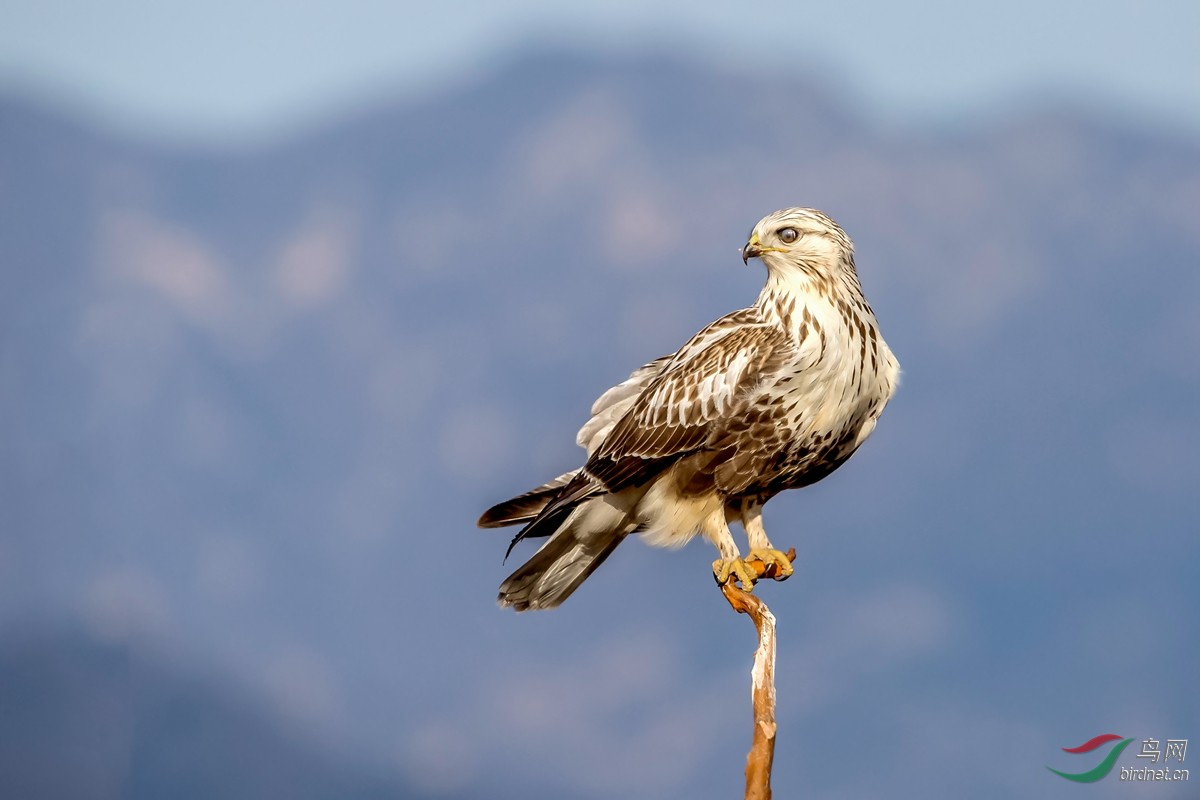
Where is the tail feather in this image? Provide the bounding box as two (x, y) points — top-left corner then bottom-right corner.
(477, 470), (579, 528)
(498, 497), (630, 611)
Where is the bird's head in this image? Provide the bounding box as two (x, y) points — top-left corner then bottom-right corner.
(741, 207), (856, 283)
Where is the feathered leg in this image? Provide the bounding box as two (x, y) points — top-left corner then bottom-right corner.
(705, 504), (759, 590)
(742, 499), (794, 581)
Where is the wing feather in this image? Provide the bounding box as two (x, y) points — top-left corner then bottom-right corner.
(584, 309), (790, 491)
(575, 355), (673, 454)
(477, 469), (579, 528)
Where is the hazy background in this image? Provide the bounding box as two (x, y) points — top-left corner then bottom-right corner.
(1, 2), (1197, 798)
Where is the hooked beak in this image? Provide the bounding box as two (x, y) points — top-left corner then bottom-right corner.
(741, 232), (763, 265)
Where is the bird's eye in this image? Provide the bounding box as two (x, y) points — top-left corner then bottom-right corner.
(778, 227), (798, 244)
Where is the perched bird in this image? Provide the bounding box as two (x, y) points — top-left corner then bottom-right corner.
(479, 208), (899, 611)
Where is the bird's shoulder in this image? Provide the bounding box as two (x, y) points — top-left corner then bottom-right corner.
(584, 306), (791, 481)
(666, 305), (769, 366)
(578, 306), (780, 449)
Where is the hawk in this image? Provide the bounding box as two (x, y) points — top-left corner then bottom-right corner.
(479, 208), (899, 610)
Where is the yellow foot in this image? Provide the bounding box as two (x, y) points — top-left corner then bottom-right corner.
(712, 557), (758, 591)
(746, 548), (794, 581)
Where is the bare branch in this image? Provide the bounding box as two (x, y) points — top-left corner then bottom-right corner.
(721, 547), (796, 800)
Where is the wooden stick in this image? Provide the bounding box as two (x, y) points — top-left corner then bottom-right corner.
(721, 548), (796, 800)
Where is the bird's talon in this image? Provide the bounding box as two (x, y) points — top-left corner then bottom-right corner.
(747, 548), (795, 581)
(713, 557), (758, 591)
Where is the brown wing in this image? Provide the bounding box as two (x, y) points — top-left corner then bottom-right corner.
(482, 357), (674, 530)
(584, 317), (790, 491)
(575, 355), (673, 454)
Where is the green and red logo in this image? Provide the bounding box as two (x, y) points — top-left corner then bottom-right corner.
(1048, 734), (1134, 782)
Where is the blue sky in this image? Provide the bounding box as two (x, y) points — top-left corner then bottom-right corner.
(2, 0), (1198, 142)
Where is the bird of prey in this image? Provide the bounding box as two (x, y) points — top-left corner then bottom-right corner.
(479, 208), (899, 611)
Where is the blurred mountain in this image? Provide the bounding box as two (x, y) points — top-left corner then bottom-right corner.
(1, 49), (1197, 799)
(0, 629), (426, 800)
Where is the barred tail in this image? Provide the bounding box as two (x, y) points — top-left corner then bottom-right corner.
(498, 497), (630, 611)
